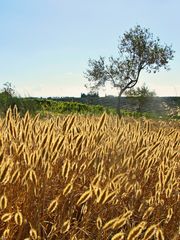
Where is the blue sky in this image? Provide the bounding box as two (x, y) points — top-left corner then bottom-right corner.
(0, 0), (179, 97)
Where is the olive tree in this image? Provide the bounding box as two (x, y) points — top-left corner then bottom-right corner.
(84, 25), (174, 116)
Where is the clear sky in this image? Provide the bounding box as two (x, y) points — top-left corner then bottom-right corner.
(0, 0), (179, 97)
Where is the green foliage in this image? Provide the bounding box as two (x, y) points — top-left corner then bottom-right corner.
(0, 82), (15, 114)
(125, 84), (156, 112)
(0, 82), (114, 117)
(0, 83), (40, 117)
(125, 84), (156, 97)
(0, 92), (15, 114)
(39, 100), (114, 115)
(0, 82), (178, 120)
(0, 96), (41, 117)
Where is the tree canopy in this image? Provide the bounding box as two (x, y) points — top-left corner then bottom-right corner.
(85, 25), (174, 116)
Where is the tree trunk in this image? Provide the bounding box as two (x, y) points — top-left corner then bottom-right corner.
(116, 89), (123, 118)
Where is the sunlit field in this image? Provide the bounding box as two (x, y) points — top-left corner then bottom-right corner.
(0, 108), (179, 240)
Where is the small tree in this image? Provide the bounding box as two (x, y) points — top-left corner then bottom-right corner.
(125, 84), (156, 112)
(1, 82), (16, 97)
(125, 84), (156, 98)
(0, 82), (17, 115)
(84, 25), (174, 116)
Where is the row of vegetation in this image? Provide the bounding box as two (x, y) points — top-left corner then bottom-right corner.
(0, 83), (115, 117)
(1, 82), (180, 120)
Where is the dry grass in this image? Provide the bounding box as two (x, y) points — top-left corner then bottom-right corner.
(0, 107), (180, 240)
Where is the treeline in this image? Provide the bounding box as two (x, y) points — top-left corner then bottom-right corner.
(48, 95), (180, 117)
(0, 94), (114, 117)
(0, 83), (179, 118)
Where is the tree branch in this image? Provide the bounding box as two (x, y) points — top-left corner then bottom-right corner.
(105, 70), (121, 88)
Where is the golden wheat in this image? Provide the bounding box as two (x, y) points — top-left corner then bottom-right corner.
(0, 108), (179, 239)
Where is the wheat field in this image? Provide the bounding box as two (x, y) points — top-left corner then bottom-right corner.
(0, 107), (179, 240)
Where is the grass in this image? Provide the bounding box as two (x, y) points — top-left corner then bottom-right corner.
(0, 108), (179, 239)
